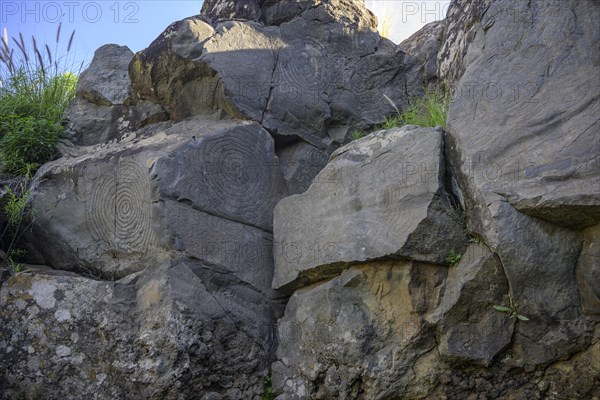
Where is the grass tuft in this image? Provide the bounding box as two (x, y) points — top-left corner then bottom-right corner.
(0, 25), (79, 175)
(400, 89), (450, 129)
(380, 89), (449, 131)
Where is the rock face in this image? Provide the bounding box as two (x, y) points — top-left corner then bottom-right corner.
(64, 45), (168, 146)
(276, 141), (329, 195)
(436, 0), (494, 92)
(269, 0), (600, 398)
(577, 224), (600, 315)
(0, 261), (280, 399)
(447, 0), (600, 230)
(129, 0), (404, 149)
(444, 0), (599, 366)
(76, 44), (133, 106)
(273, 125), (468, 292)
(273, 261), (447, 400)
(2, 0), (599, 398)
(400, 20), (445, 98)
(26, 118), (286, 282)
(4, 116), (287, 398)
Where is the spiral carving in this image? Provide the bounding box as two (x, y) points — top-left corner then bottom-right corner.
(87, 159), (153, 254)
(202, 132), (273, 215)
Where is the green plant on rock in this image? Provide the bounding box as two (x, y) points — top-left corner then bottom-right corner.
(380, 115), (400, 130)
(382, 88), (450, 130)
(0, 116), (62, 174)
(262, 371), (274, 400)
(1, 167), (35, 271)
(4, 183), (32, 226)
(446, 249), (462, 266)
(469, 235), (484, 245)
(7, 248), (26, 273)
(401, 89), (450, 129)
(0, 25), (79, 175)
(350, 130), (364, 140)
(493, 294), (529, 321)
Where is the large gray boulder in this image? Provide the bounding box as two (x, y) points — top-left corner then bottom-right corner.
(272, 260), (447, 400)
(444, 0), (599, 366)
(130, 0), (404, 149)
(0, 261), (281, 399)
(28, 118), (286, 287)
(400, 20), (445, 98)
(76, 44), (133, 106)
(11, 117), (286, 397)
(65, 45), (168, 146)
(447, 0), (600, 230)
(201, 0), (378, 27)
(273, 125), (468, 292)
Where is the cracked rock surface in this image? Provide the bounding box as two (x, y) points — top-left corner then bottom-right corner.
(1, 0), (599, 399)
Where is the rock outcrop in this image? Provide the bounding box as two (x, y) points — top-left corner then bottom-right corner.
(273, 125), (468, 292)
(64, 44), (168, 146)
(400, 20), (445, 98)
(270, 0), (600, 398)
(1, 0), (599, 399)
(129, 0), (404, 149)
(4, 116), (288, 398)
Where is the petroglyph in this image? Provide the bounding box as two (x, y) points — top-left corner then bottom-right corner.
(86, 159), (154, 255)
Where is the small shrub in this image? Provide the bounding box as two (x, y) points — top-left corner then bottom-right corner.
(0, 116), (62, 174)
(382, 89), (450, 130)
(1, 168), (35, 270)
(493, 295), (529, 321)
(3, 183), (32, 226)
(446, 249), (462, 266)
(7, 248), (26, 273)
(470, 236), (484, 245)
(380, 115), (400, 130)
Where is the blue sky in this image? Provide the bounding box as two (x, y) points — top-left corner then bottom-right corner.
(1, 1), (203, 69)
(1, 0), (449, 70)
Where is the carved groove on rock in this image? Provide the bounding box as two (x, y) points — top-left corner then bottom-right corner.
(87, 159), (154, 254)
(202, 133), (273, 212)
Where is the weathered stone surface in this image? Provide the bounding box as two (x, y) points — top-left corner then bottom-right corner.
(466, 198), (594, 366)
(446, 0), (600, 230)
(428, 244), (512, 366)
(400, 20), (445, 98)
(541, 337), (600, 399)
(576, 224), (600, 315)
(272, 261), (447, 400)
(64, 98), (127, 146)
(0, 261), (282, 399)
(276, 141), (329, 195)
(130, 1), (404, 149)
(164, 200), (275, 293)
(201, 0), (263, 22)
(154, 120), (287, 232)
(273, 126), (468, 292)
(437, 0), (494, 92)
(76, 44), (133, 106)
(65, 45), (168, 146)
(273, 256), (599, 399)
(443, 0), (599, 367)
(27, 118), (286, 283)
(201, 0), (378, 28)
(4, 0), (599, 398)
